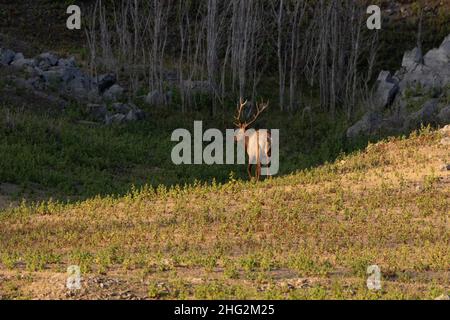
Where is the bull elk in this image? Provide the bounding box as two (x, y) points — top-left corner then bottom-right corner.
(234, 99), (272, 181)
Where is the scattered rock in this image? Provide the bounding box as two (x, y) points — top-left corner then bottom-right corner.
(348, 33), (450, 138)
(57, 57), (76, 68)
(42, 69), (64, 86)
(441, 164), (450, 171)
(13, 52), (24, 62)
(112, 102), (130, 114)
(125, 110), (137, 122)
(106, 113), (126, 125)
(37, 52), (59, 67)
(1, 46), (144, 125)
(400, 35), (450, 90)
(403, 99), (439, 130)
(145, 90), (167, 106)
(0, 48), (15, 65)
(36, 53), (59, 71)
(98, 102), (146, 125)
(10, 57), (35, 68)
(374, 71), (399, 109)
(347, 112), (382, 139)
(401, 47), (423, 70)
(424, 35), (450, 71)
(103, 84), (124, 102)
(125, 108), (145, 122)
(399, 64), (443, 91)
(66, 77), (88, 98)
(378, 115), (403, 135)
(437, 106), (450, 125)
(97, 73), (116, 94)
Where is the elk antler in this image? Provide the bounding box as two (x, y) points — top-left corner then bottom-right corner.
(234, 98), (248, 127)
(234, 99), (269, 129)
(242, 100), (269, 128)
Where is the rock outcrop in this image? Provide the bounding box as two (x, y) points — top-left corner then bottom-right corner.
(0, 47), (145, 124)
(348, 34), (450, 139)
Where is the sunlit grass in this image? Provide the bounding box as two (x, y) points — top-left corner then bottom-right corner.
(0, 126), (448, 299)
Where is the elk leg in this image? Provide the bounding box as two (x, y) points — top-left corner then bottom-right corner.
(266, 137), (271, 178)
(247, 163), (252, 180)
(256, 131), (260, 181)
(256, 163), (261, 181)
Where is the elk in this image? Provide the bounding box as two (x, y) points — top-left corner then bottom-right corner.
(234, 99), (272, 181)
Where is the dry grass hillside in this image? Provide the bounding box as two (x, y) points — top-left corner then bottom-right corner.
(0, 127), (448, 300)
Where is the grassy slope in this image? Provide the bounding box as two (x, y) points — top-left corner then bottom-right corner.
(0, 101), (353, 205)
(0, 127), (448, 300)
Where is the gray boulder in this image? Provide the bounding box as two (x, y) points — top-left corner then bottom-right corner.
(106, 113), (126, 125)
(125, 108), (145, 122)
(59, 66), (83, 83)
(42, 69), (64, 87)
(112, 102), (130, 114)
(373, 71), (399, 109)
(403, 99), (439, 130)
(103, 84), (124, 102)
(398, 63), (443, 92)
(66, 77), (90, 100)
(401, 47), (423, 71)
(397, 35), (450, 92)
(437, 106), (450, 125)
(125, 110), (138, 122)
(0, 48), (15, 65)
(39, 65), (92, 100)
(11, 58), (36, 68)
(378, 117), (403, 135)
(40, 52), (59, 65)
(347, 112), (383, 139)
(57, 57), (76, 68)
(27, 76), (45, 91)
(145, 90), (167, 106)
(13, 52), (24, 62)
(424, 35), (450, 70)
(36, 52), (59, 70)
(40, 63), (81, 85)
(97, 73), (116, 94)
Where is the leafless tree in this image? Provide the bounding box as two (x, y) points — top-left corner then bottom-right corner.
(83, 0), (379, 119)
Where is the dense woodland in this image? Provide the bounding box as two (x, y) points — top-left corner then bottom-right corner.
(82, 0), (380, 119)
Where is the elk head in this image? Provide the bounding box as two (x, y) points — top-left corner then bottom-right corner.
(234, 98), (269, 143)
